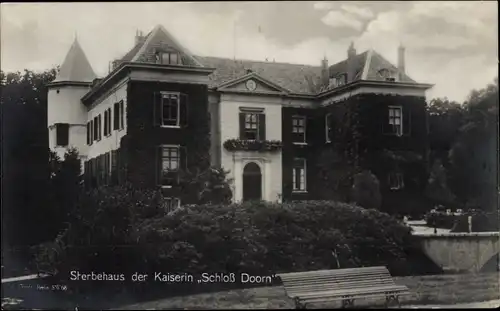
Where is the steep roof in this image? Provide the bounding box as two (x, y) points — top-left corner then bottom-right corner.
(109, 25), (420, 95)
(329, 51), (369, 81)
(118, 25), (203, 67)
(54, 38), (96, 83)
(195, 56), (323, 94)
(364, 50), (415, 83)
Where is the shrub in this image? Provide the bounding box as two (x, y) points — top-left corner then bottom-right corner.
(37, 198), (434, 297)
(351, 171), (382, 210)
(134, 200), (426, 277)
(35, 183), (165, 283)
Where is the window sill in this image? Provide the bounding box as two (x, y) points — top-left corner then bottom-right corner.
(293, 142), (308, 146)
(325, 140), (332, 144)
(292, 190), (308, 194)
(105, 134), (112, 138)
(160, 185), (173, 189)
(160, 125), (181, 129)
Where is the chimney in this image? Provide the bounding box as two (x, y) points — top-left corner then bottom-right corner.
(321, 56), (329, 87)
(398, 44), (406, 79)
(347, 41), (357, 83)
(135, 30), (146, 46)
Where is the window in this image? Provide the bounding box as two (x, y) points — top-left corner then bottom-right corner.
(55, 123), (69, 147)
(104, 108), (112, 137)
(388, 172), (404, 190)
(156, 52), (181, 65)
(292, 158), (306, 192)
(93, 117), (98, 141)
(325, 113), (333, 143)
(119, 101), (124, 130)
(388, 106), (403, 136)
(96, 114), (102, 140)
(161, 93), (180, 127)
(292, 116), (306, 143)
(87, 122), (92, 145)
(159, 146), (180, 186)
(379, 69), (396, 82)
(239, 110), (265, 141)
(114, 102), (119, 130)
(104, 110), (108, 137)
(163, 197), (181, 214)
(244, 113), (259, 140)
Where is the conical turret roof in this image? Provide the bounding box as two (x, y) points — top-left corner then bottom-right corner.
(54, 37), (96, 82)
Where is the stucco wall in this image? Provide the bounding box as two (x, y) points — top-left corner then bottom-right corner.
(47, 85), (92, 159)
(87, 80), (128, 159)
(219, 93), (283, 202)
(48, 124), (88, 160)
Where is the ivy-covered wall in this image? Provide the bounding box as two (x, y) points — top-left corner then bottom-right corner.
(281, 106), (322, 201)
(120, 81), (211, 199)
(307, 93), (430, 214)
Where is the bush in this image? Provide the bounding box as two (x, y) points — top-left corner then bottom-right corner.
(351, 171), (382, 210)
(35, 183), (165, 283)
(134, 200), (427, 276)
(37, 198), (436, 297)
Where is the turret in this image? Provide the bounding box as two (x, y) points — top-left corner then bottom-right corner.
(47, 37), (96, 166)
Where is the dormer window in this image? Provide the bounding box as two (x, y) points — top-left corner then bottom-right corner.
(328, 74), (347, 88)
(156, 51), (182, 65)
(378, 69), (397, 82)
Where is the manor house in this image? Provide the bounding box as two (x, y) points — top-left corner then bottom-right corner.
(47, 25), (433, 211)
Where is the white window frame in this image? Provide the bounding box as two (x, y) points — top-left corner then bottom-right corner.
(388, 106), (403, 136)
(325, 113), (332, 143)
(159, 144), (180, 187)
(292, 158), (307, 193)
(244, 112), (260, 140)
(388, 172), (404, 190)
(163, 197), (181, 213)
(160, 92), (180, 128)
(292, 115), (307, 144)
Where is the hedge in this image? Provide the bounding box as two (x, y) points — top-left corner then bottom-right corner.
(35, 190), (442, 298)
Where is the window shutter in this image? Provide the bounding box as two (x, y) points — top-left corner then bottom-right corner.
(403, 107), (411, 136)
(258, 113), (266, 140)
(180, 93), (189, 127)
(113, 103), (119, 130)
(119, 101), (124, 129)
(153, 92), (162, 127)
(239, 113), (246, 139)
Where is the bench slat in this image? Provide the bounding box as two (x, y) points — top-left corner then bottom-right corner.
(286, 283), (404, 294)
(295, 285), (409, 298)
(278, 266), (409, 308)
(277, 267), (387, 278)
(282, 275), (394, 284)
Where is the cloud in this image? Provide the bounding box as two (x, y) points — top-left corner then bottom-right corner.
(313, 2), (335, 11)
(341, 4), (374, 19)
(321, 11), (364, 31)
(0, 2), (497, 103)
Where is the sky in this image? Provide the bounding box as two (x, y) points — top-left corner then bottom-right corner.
(1, 1), (497, 102)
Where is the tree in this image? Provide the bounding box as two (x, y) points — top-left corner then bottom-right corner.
(448, 77), (498, 211)
(351, 170), (382, 210)
(1, 68), (58, 247)
(427, 97), (465, 167)
(179, 167), (233, 205)
(424, 159), (456, 206)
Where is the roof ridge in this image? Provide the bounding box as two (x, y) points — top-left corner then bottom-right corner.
(195, 55), (321, 68)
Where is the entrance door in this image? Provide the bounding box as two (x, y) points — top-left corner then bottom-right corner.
(242, 162), (262, 201)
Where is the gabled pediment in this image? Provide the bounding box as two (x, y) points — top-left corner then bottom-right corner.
(216, 72), (290, 94)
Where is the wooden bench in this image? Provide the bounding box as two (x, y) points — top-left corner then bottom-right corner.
(278, 266), (409, 309)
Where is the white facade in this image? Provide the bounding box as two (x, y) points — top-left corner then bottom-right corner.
(219, 93), (283, 202)
(86, 79), (128, 160)
(47, 85), (92, 160)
